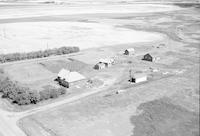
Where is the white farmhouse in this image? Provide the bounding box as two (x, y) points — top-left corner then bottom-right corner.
(58, 68), (86, 83)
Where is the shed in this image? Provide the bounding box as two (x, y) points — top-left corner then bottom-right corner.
(142, 53), (153, 62)
(130, 73), (147, 83)
(124, 48), (135, 55)
(57, 68), (86, 83)
(94, 63), (106, 70)
(99, 58), (114, 67)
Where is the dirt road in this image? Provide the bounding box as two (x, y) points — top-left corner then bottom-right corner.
(0, 109), (26, 136)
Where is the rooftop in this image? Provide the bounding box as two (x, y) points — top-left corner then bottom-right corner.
(126, 48), (135, 52)
(58, 68), (86, 83)
(132, 73), (147, 78)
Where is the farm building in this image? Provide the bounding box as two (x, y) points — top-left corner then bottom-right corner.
(94, 58), (115, 70)
(124, 48), (135, 55)
(130, 73), (147, 83)
(142, 53), (160, 62)
(99, 58), (114, 67)
(57, 68), (86, 83)
(94, 63), (106, 70)
(142, 53), (153, 62)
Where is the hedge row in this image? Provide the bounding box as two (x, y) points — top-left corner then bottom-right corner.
(0, 46), (80, 63)
(0, 77), (67, 105)
(39, 86), (66, 101)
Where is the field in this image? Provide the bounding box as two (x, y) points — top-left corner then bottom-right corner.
(0, 19), (165, 54)
(0, 1), (199, 136)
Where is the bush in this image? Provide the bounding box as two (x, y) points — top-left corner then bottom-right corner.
(29, 91), (40, 104)
(39, 86), (67, 101)
(39, 89), (51, 101)
(49, 88), (59, 98)
(0, 46), (80, 63)
(0, 77), (38, 105)
(13, 88), (31, 105)
(57, 87), (67, 95)
(0, 78), (15, 96)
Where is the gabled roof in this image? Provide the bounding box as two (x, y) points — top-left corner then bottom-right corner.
(58, 68), (70, 79)
(144, 53), (152, 57)
(126, 48), (135, 52)
(67, 72), (86, 82)
(99, 58), (113, 64)
(58, 68), (86, 83)
(96, 62), (106, 66)
(144, 52), (159, 58)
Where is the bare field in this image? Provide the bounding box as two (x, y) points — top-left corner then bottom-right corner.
(0, 3), (181, 19)
(0, 21), (165, 54)
(0, 3), (182, 54)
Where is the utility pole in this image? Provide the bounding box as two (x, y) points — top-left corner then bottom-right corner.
(129, 69), (132, 80)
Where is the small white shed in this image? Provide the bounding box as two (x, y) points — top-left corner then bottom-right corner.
(124, 48), (135, 55)
(94, 63), (106, 70)
(99, 58), (114, 67)
(130, 73), (147, 83)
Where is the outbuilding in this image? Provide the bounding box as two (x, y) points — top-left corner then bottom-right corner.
(94, 63), (106, 70)
(57, 68), (86, 86)
(142, 53), (153, 62)
(130, 73), (147, 83)
(124, 48), (135, 55)
(99, 58), (114, 67)
(94, 58), (115, 70)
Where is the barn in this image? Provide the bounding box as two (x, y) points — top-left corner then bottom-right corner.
(124, 48), (135, 55)
(142, 53), (153, 62)
(130, 73), (147, 83)
(57, 68), (86, 85)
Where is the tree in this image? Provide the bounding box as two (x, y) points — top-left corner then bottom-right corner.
(1, 78), (14, 97)
(13, 88), (31, 105)
(39, 89), (51, 101)
(57, 87), (66, 95)
(0, 46), (80, 63)
(29, 91), (40, 104)
(49, 88), (59, 98)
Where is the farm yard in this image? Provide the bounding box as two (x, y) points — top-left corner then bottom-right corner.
(0, 1), (199, 136)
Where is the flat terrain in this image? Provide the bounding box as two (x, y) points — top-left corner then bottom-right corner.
(0, 21), (165, 53)
(0, 1), (199, 136)
(0, 3), (178, 53)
